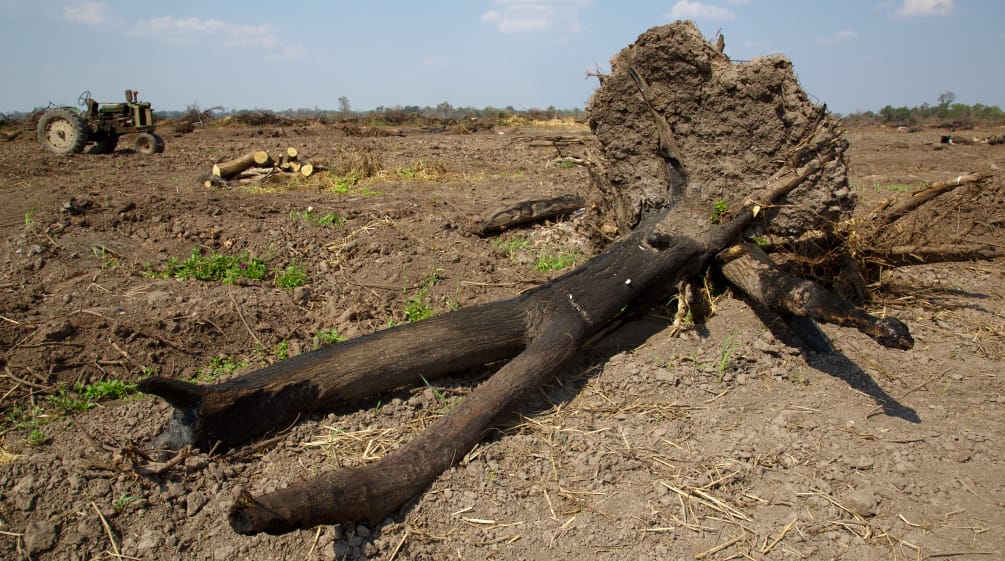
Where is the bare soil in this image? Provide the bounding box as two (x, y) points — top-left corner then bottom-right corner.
(1, 122), (1003, 560)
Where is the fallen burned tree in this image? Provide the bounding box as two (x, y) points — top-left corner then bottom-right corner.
(138, 22), (1002, 535)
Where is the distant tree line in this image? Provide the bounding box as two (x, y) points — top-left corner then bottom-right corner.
(151, 101), (587, 127)
(0, 100), (587, 131)
(840, 91), (1005, 128)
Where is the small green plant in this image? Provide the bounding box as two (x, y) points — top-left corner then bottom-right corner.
(555, 159), (577, 169)
(420, 374), (452, 413)
(158, 248), (266, 284)
(24, 206), (36, 225)
(113, 494), (140, 513)
(404, 274), (439, 322)
(535, 251), (581, 273)
(494, 236), (529, 260)
(91, 245), (118, 269)
(27, 429), (47, 446)
(751, 235), (771, 247)
(323, 172), (380, 196)
(79, 380), (138, 401)
(394, 160), (445, 180)
(290, 208), (345, 228)
(871, 182), (919, 193)
(5, 405), (47, 431)
(273, 340), (290, 360)
(47, 388), (94, 413)
(710, 200), (728, 224)
(45, 379), (140, 415)
(190, 355), (248, 384)
(716, 334), (741, 380)
(312, 328), (346, 349)
(275, 263), (308, 290)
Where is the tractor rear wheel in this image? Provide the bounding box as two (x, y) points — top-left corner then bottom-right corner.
(134, 133), (164, 155)
(36, 109), (88, 155)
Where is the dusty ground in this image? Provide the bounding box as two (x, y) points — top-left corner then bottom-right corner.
(0, 121), (1003, 560)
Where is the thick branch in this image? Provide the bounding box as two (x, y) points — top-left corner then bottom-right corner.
(138, 303), (529, 451)
(230, 315), (588, 534)
(869, 172), (985, 229)
(717, 243), (913, 350)
(865, 243), (1005, 267)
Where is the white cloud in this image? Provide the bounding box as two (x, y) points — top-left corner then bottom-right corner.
(480, 0), (589, 35)
(895, 0), (954, 17)
(817, 29), (859, 45)
(668, 1), (735, 21)
(63, 1), (107, 25)
(131, 16), (280, 49)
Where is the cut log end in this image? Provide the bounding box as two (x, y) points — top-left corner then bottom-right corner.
(230, 490), (287, 535)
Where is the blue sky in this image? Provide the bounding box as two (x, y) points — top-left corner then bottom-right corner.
(1, 0), (1002, 115)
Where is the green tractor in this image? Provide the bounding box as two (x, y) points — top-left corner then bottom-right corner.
(36, 89), (164, 155)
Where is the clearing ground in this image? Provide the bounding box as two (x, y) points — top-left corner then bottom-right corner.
(0, 120), (1003, 560)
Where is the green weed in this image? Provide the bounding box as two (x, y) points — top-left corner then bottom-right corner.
(273, 341), (290, 360)
(710, 200), (728, 224)
(190, 356), (248, 384)
(312, 329), (346, 349)
(91, 245), (118, 269)
(79, 380), (138, 401)
(290, 208), (346, 228)
(867, 182), (923, 193)
(158, 248), (266, 284)
(5, 405), (47, 431)
(555, 159), (577, 169)
(113, 494), (140, 513)
(395, 160), (445, 180)
(322, 172), (380, 196)
(751, 235), (770, 247)
(47, 388), (94, 413)
(420, 374), (452, 413)
(535, 251), (581, 273)
(717, 334), (741, 380)
(494, 236), (529, 259)
(275, 263), (308, 290)
(27, 429), (47, 446)
(46, 379), (140, 415)
(404, 274), (440, 322)
(24, 206), (36, 225)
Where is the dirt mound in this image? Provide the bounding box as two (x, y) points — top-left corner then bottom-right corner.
(587, 22), (854, 237)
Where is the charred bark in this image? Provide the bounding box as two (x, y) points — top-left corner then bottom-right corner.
(478, 195), (585, 234)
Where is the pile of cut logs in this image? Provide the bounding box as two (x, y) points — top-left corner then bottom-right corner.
(203, 147), (324, 187)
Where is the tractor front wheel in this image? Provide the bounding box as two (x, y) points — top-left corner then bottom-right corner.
(88, 132), (118, 154)
(36, 109), (88, 155)
(134, 133), (164, 155)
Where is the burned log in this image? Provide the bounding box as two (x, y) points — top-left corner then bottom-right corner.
(478, 195), (585, 234)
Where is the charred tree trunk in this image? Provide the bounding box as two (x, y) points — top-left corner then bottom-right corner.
(142, 138), (834, 533)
